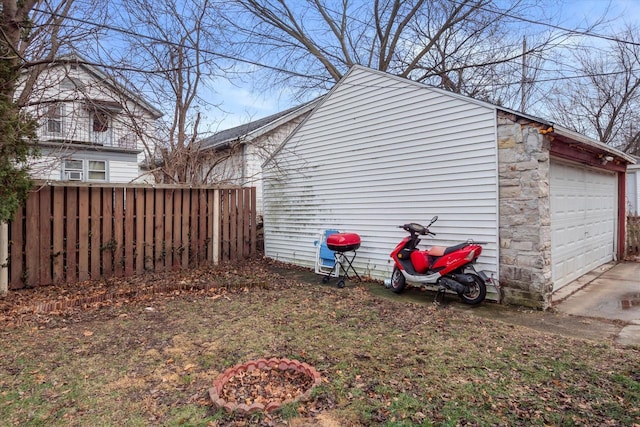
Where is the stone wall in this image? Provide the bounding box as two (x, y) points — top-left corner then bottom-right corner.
(497, 111), (553, 309)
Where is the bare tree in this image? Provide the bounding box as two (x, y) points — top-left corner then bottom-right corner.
(223, 0), (563, 105)
(548, 24), (640, 155)
(1, 0), (110, 222)
(4, 0), (110, 105)
(105, 0), (229, 184)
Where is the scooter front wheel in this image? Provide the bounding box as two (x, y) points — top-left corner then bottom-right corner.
(458, 274), (486, 305)
(390, 267), (406, 294)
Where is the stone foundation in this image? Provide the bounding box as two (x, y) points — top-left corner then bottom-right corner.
(497, 111), (553, 309)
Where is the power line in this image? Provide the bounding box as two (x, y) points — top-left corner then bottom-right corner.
(445, 0), (640, 47)
(31, 1), (639, 89)
(31, 6), (330, 82)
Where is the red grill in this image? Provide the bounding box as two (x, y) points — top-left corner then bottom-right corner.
(315, 232), (362, 288)
(326, 233), (361, 252)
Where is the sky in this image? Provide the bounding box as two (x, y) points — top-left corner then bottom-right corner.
(206, 0), (640, 133)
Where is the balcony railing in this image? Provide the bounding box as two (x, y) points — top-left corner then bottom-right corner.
(37, 125), (139, 150)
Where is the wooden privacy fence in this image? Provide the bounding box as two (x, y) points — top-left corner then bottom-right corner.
(7, 182), (257, 290)
(628, 215), (640, 257)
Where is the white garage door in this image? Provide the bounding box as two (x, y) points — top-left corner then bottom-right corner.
(550, 159), (617, 291)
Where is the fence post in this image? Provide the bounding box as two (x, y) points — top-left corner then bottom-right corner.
(0, 222), (7, 296)
(213, 190), (220, 265)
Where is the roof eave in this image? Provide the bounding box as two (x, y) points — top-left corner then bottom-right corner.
(58, 54), (164, 119)
(551, 125), (635, 164)
(201, 98), (322, 152)
(495, 106), (635, 165)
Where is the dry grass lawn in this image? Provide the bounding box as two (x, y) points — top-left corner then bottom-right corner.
(0, 259), (639, 426)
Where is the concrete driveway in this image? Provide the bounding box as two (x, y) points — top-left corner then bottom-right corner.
(553, 262), (640, 346)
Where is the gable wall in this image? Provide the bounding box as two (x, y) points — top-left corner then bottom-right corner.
(263, 68), (500, 292)
(245, 116), (310, 216)
(202, 114), (310, 215)
(20, 63), (158, 154)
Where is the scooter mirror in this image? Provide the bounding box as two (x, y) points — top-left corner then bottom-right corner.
(429, 215), (438, 225)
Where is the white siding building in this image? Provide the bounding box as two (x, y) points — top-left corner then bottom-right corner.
(627, 158), (640, 215)
(199, 100), (320, 215)
(20, 55), (162, 183)
(262, 66), (634, 309)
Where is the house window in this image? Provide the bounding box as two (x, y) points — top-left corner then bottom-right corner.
(88, 160), (107, 181)
(46, 104), (63, 134)
(63, 159), (84, 181)
(62, 159), (108, 182)
(93, 111), (109, 133)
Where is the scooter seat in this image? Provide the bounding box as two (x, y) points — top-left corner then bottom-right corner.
(427, 242), (469, 257)
(426, 246), (446, 256)
(443, 242), (469, 255)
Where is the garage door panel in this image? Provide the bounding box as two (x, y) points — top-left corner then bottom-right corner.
(551, 160), (616, 291)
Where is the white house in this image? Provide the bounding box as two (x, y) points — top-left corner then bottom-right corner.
(261, 66), (635, 309)
(627, 156), (640, 215)
(20, 55), (162, 183)
(198, 99), (320, 215)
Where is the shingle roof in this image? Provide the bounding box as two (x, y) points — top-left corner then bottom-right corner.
(200, 98), (321, 150)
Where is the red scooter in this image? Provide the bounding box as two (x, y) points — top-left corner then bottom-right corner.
(389, 216), (489, 305)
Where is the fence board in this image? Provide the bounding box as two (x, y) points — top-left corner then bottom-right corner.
(173, 189), (182, 270)
(102, 187), (113, 276)
(190, 191), (198, 266)
(154, 189), (165, 272)
(90, 187), (102, 279)
(222, 190), (230, 261)
(124, 188), (135, 276)
(113, 188), (124, 277)
(235, 189), (243, 260)
(144, 189), (154, 271)
(230, 190), (237, 261)
(39, 188), (52, 285)
(164, 189), (174, 270)
(10, 206), (23, 289)
(78, 187), (89, 281)
(25, 193), (39, 287)
(135, 189), (145, 274)
(7, 183), (258, 289)
(207, 191), (214, 263)
(243, 188), (250, 257)
(250, 187), (257, 254)
(181, 190), (190, 268)
(52, 187), (65, 283)
(198, 190), (206, 265)
(66, 188), (78, 283)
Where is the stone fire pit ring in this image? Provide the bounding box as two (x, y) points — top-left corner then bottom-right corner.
(209, 357), (322, 414)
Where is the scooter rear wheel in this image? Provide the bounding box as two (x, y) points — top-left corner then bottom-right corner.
(390, 267), (406, 294)
(458, 274), (486, 305)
